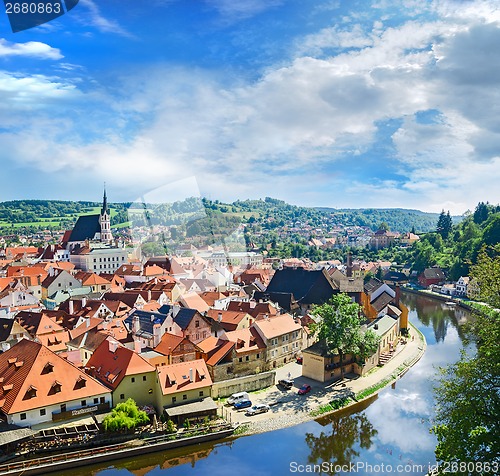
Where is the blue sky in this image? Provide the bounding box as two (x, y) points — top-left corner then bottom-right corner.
(1, 0), (499, 214)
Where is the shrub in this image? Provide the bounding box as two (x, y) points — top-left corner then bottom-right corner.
(102, 398), (149, 433)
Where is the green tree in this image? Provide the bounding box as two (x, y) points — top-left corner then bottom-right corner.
(432, 310), (500, 472)
(470, 245), (500, 308)
(436, 210), (453, 239)
(102, 398), (149, 432)
(311, 294), (380, 377)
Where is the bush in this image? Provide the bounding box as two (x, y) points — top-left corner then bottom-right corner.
(102, 398), (149, 433)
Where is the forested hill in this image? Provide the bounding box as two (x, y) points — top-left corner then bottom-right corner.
(0, 197), (457, 234)
(316, 207), (457, 233)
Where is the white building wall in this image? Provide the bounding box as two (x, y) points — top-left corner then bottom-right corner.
(7, 392), (111, 427)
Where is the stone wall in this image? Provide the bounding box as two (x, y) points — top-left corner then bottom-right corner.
(211, 371), (276, 398)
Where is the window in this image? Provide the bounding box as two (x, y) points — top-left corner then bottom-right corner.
(100, 397), (105, 404)
(20, 413), (26, 420)
(40, 409), (46, 416)
(143, 376), (147, 381)
(183, 394), (187, 400)
(94, 398), (99, 404)
(131, 377), (135, 383)
(195, 320), (200, 328)
(60, 404), (66, 412)
(81, 400), (87, 407)
(239, 357), (242, 363)
(120, 394), (125, 400)
(199, 390), (204, 397)
(172, 396), (177, 404)
(245, 356), (249, 361)
(256, 353), (260, 359)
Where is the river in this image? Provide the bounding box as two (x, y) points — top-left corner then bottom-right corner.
(54, 293), (470, 476)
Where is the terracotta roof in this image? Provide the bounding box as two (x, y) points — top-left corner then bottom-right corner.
(180, 292), (210, 313)
(222, 327), (265, 354)
(75, 272), (110, 287)
(252, 314), (301, 340)
(87, 339), (155, 390)
(0, 339), (109, 415)
(206, 309), (250, 332)
(153, 333), (184, 356)
(156, 359), (212, 396)
(205, 340), (234, 366)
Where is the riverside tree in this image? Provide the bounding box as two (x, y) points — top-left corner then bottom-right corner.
(432, 250), (500, 472)
(311, 293), (380, 376)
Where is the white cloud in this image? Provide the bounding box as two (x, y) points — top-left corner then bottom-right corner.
(78, 0), (132, 37)
(1, 0), (500, 210)
(0, 39), (63, 60)
(0, 72), (78, 107)
(205, 0), (283, 23)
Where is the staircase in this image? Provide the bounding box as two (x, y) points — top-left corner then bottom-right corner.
(379, 352), (394, 366)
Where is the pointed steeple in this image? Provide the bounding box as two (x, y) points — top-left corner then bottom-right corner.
(101, 183), (108, 215)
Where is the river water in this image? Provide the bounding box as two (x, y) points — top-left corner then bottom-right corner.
(56, 293), (470, 476)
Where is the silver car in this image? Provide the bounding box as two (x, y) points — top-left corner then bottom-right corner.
(246, 403), (270, 416)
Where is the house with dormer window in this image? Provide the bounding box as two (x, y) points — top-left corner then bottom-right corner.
(86, 338), (156, 407)
(0, 339), (111, 427)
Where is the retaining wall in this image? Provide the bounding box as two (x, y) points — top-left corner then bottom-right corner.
(211, 371), (275, 398)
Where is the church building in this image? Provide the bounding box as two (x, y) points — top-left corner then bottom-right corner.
(64, 188), (128, 274)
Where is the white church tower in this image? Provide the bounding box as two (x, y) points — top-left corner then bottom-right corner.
(99, 186), (113, 243)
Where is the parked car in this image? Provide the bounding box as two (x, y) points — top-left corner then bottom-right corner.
(246, 403), (270, 416)
(227, 392), (250, 405)
(278, 379), (294, 390)
(234, 399), (252, 410)
(298, 384), (311, 395)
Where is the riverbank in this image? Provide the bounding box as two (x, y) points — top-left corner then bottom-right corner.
(227, 321), (426, 436)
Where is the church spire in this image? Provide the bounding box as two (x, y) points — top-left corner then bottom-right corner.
(101, 183), (108, 215)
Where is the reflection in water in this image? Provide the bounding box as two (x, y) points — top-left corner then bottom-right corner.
(305, 412), (377, 473)
(403, 292), (466, 343)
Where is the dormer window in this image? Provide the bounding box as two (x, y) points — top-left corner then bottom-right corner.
(50, 381), (62, 394)
(24, 385), (37, 399)
(74, 376), (87, 390)
(42, 362), (54, 374)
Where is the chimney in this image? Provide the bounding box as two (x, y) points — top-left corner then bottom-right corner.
(153, 322), (161, 348)
(347, 252), (353, 278)
(68, 300), (74, 315)
(108, 339), (118, 353)
(86, 317), (90, 328)
(264, 313), (269, 320)
(134, 338), (141, 354)
(189, 368), (193, 382)
(173, 304), (180, 317)
(81, 297), (87, 307)
(217, 312), (222, 323)
(148, 290), (152, 302)
(132, 314), (140, 333)
(1, 342), (10, 352)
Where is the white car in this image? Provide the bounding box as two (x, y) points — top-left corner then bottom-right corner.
(245, 403), (270, 416)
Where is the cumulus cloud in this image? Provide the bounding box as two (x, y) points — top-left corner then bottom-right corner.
(0, 39), (63, 60)
(1, 0), (500, 210)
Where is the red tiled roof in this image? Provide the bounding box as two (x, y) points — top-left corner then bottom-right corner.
(87, 339), (155, 390)
(156, 359), (212, 396)
(0, 339), (109, 415)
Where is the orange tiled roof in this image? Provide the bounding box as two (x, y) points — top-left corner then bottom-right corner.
(252, 313), (301, 340)
(0, 339), (109, 415)
(87, 339), (155, 390)
(154, 333), (184, 356)
(156, 359), (212, 396)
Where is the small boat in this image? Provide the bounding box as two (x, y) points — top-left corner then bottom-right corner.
(445, 301), (457, 307)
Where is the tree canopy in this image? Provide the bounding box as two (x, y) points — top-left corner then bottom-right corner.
(311, 293), (380, 370)
(432, 250), (500, 471)
(102, 398), (149, 432)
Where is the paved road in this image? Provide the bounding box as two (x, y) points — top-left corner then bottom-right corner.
(224, 324), (426, 432)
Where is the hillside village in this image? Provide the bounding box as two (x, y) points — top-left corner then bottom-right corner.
(0, 192), (483, 433)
